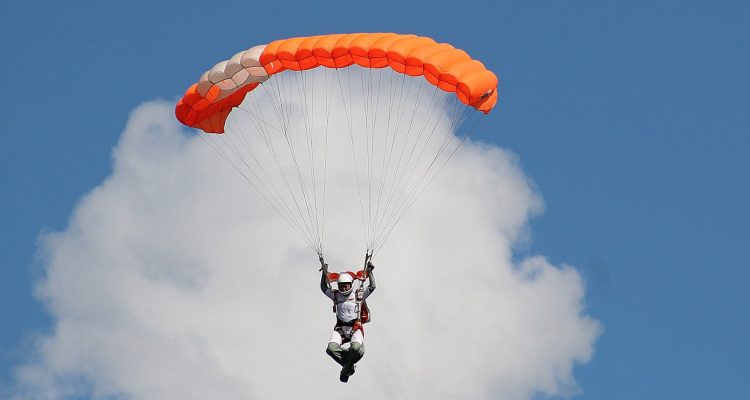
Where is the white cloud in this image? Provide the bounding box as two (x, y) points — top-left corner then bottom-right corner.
(13, 90), (600, 399)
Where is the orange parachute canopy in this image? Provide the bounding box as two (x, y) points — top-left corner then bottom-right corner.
(175, 33), (499, 133)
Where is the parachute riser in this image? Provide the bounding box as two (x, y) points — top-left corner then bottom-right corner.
(318, 253), (338, 314)
(318, 252), (332, 288)
(355, 250), (373, 323)
(362, 251), (373, 280)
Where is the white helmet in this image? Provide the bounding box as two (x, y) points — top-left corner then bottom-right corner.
(337, 274), (354, 295)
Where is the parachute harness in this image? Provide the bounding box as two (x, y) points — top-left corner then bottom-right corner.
(319, 252), (373, 334)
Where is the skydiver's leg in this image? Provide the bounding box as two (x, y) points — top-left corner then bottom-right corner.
(327, 342), (346, 366)
(342, 331), (365, 375)
(326, 330), (346, 366)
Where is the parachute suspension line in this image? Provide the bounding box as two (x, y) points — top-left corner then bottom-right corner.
(375, 77), (425, 230)
(368, 68), (385, 249)
(428, 99), (476, 175)
(283, 72), (320, 253)
(231, 99), (322, 252)
(377, 67), (402, 250)
(375, 86), (453, 234)
(253, 83), (320, 251)
(371, 93), (469, 253)
(364, 67), (373, 249)
(373, 72), (412, 226)
(361, 67), (384, 251)
(224, 108), (308, 239)
(311, 67), (330, 255)
(363, 67), (375, 249)
(371, 97), (463, 248)
(298, 70), (325, 254)
(364, 67), (384, 250)
(392, 85), (442, 190)
(367, 67), (386, 250)
(298, 70), (324, 254)
(372, 104), (484, 256)
(271, 72), (324, 254)
(295, 70), (323, 252)
(307, 69), (324, 253)
(320, 67), (335, 256)
(335, 68), (366, 250)
(239, 97), (318, 247)
(197, 132), (318, 253)
(366, 76), (375, 249)
(247, 77), (323, 254)
(368, 82), (432, 243)
(237, 94), (306, 231)
(370, 69), (402, 247)
(335, 67), (369, 252)
(364, 66), (376, 251)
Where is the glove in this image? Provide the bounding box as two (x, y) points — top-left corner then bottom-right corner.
(366, 261), (375, 271)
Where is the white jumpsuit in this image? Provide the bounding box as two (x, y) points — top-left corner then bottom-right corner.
(323, 285), (373, 345)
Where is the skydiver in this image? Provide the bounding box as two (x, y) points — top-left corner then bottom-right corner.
(320, 261), (376, 383)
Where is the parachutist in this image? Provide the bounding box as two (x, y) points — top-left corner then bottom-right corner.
(321, 262), (376, 382)
(176, 34), (497, 380)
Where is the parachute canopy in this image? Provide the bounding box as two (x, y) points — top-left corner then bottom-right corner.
(175, 33), (499, 257)
(176, 33), (498, 134)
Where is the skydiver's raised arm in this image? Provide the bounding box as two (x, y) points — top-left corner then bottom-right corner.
(320, 269), (329, 294)
(363, 262), (375, 299)
(367, 270), (376, 291)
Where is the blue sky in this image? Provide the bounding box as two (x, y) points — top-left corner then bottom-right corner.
(2, 1), (749, 398)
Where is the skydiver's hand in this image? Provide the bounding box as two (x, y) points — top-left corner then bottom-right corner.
(367, 261), (375, 271)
